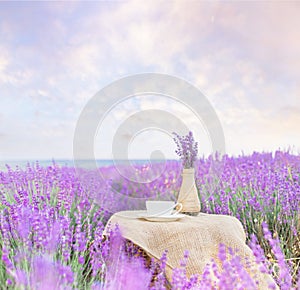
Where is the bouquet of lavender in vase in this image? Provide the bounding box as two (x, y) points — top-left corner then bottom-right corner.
(173, 131), (201, 216)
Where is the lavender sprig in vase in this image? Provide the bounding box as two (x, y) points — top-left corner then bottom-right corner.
(173, 131), (201, 216)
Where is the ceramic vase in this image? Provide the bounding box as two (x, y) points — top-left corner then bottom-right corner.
(177, 168), (201, 215)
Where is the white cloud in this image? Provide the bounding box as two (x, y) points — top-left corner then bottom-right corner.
(0, 1), (299, 160)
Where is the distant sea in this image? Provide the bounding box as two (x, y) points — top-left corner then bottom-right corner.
(0, 159), (166, 171)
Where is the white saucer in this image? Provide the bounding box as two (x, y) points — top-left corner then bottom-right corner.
(137, 211), (185, 222)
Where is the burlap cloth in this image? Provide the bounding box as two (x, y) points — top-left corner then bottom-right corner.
(104, 211), (278, 289)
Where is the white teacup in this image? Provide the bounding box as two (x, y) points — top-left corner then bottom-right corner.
(146, 201), (183, 216)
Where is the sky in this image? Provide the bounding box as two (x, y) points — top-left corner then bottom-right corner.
(0, 1), (300, 161)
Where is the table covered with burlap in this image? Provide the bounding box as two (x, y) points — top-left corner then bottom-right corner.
(104, 211), (278, 289)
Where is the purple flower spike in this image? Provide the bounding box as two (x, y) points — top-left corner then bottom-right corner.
(173, 131), (198, 168)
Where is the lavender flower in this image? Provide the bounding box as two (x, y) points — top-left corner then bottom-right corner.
(103, 228), (152, 290)
(0, 151), (299, 288)
(173, 131), (198, 168)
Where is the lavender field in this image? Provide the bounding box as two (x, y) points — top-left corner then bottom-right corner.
(0, 151), (299, 289)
